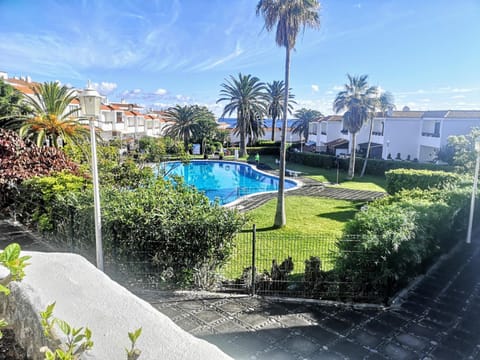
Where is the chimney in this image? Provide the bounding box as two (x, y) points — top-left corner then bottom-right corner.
(26, 76), (31, 83)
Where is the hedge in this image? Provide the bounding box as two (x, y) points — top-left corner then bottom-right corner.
(335, 186), (471, 302)
(14, 174), (246, 287)
(286, 151), (455, 176)
(385, 168), (462, 194)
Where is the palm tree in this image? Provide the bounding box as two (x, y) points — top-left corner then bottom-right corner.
(19, 81), (90, 147)
(256, 0), (321, 228)
(245, 111), (266, 145)
(333, 74), (377, 179)
(217, 73), (267, 157)
(291, 108), (323, 148)
(163, 105), (203, 152)
(265, 80), (295, 141)
(360, 91), (395, 177)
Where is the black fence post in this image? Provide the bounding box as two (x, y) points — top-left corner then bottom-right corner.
(251, 224), (256, 296)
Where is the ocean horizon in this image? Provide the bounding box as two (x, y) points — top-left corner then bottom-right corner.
(218, 118), (297, 129)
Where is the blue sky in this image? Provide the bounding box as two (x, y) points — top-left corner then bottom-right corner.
(1, 0), (479, 117)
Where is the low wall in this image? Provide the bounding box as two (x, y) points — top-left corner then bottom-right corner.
(0, 251), (231, 360)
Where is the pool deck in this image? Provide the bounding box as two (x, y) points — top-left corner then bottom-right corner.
(2, 219), (479, 359)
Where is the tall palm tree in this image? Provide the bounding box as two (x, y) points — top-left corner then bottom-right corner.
(257, 0), (321, 228)
(19, 81), (90, 147)
(291, 108), (323, 147)
(217, 73), (267, 157)
(333, 74), (377, 179)
(360, 91), (395, 177)
(163, 105), (202, 152)
(265, 80), (295, 141)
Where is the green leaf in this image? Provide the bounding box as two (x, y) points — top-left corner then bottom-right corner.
(0, 284), (10, 296)
(56, 319), (71, 335)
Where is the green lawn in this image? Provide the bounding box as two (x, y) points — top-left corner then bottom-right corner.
(221, 196), (361, 278)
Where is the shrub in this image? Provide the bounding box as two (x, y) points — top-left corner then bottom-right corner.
(15, 172), (90, 231)
(16, 174), (246, 287)
(335, 185), (470, 302)
(100, 178), (246, 285)
(0, 129), (81, 214)
(385, 168), (462, 194)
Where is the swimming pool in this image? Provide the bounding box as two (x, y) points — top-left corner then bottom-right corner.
(162, 160), (298, 205)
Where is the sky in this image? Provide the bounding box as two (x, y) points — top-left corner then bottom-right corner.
(1, 0), (479, 117)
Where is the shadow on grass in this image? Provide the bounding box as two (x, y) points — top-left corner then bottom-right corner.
(318, 209), (357, 222)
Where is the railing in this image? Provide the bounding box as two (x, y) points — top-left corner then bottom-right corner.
(421, 131), (440, 138)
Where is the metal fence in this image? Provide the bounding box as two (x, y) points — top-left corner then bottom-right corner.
(215, 225), (381, 302)
(19, 213), (385, 303)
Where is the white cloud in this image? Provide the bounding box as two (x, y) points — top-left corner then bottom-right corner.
(452, 95), (465, 99)
(155, 88), (167, 95)
(332, 85), (343, 91)
(311, 84), (319, 92)
(93, 81), (117, 95)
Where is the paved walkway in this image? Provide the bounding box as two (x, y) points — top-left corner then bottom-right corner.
(139, 234), (480, 360)
(2, 219), (479, 359)
(230, 176), (385, 213)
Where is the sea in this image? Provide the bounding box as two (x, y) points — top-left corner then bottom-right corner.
(218, 118), (297, 129)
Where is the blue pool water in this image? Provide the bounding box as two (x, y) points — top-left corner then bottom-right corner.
(162, 161), (297, 205)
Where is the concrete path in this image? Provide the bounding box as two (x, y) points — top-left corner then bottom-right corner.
(230, 176), (385, 213)
(1, 220), (479, 359)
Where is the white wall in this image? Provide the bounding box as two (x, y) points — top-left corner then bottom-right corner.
(383, 118), (422, 160)
(1, 252), (231, 360)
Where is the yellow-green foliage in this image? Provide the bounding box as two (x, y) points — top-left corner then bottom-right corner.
(385, 168), (461, 194)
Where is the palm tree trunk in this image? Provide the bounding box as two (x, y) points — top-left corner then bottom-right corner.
(271, 116), (276, 141)
(348, 132), (357, 179)
(274, 47), (290, 228)
(360, 117), (374, 177)
(239, 110), (247, 157)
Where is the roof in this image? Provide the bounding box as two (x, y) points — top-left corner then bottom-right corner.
(388, 111), (425, 118)
(322, 115), (343, 122)
(325, 138), (349, 147)
(445, 110), (480, 118)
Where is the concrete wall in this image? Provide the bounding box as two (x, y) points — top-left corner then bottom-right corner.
(0, 252), (231, 360)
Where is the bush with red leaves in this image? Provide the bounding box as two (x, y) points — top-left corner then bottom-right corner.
(0, 129), (82, 212)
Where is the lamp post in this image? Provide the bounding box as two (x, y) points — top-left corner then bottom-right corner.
(466, 139), (480, 244)
(79, 82), (104, 270)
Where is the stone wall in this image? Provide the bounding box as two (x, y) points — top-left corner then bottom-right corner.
(0, 251), (231, 360)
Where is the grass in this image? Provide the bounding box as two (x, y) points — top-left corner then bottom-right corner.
(221, 196), (362, 278)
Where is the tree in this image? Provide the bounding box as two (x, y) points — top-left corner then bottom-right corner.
(163, 105), (203, 152)
(0, 79), (32, 130)
(257, 0), (321, 227)
(265, 80), (295, 141)
(192, 107), (219, 155)
(446, 127), (480, 173)
(291, 108), (323, 147)
(217, 73), (267, 157)
(333, 74), (377, 179)
(360, 91), (395, 177)
(19, 82), (90, 148)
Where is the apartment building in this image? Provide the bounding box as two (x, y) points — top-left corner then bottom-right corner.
(308, 110), (480, 162)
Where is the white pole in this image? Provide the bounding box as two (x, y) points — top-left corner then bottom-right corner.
(466, 146), (480, 244)
(90, 117), (104, 270)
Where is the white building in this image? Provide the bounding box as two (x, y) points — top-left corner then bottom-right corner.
(309, 110), (480, 163)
